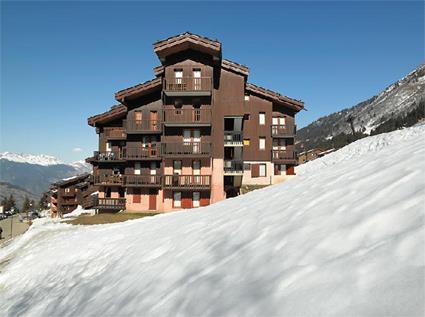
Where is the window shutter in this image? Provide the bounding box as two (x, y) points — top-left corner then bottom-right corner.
(251, 164), (260, 178)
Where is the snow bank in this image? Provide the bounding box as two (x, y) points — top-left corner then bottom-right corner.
(62, 206), (95, 218)
(0, 152), (63, 166)
(0, 126), (424, 316)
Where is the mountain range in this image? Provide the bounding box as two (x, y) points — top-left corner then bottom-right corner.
(0, 152), (91, 203)
(297, 64), (425, 151)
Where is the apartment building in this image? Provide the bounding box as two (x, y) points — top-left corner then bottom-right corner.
(50, 173), (96, 217)
(87, 32), (304, 212)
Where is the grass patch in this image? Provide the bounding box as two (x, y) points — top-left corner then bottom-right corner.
(240, 184), (270, 195)
(65, 212), (158, 226)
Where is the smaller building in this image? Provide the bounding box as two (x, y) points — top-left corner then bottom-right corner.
(298, 148), (324, 165)
(50, 173), (97, 217)
(298, 148), (335, 164)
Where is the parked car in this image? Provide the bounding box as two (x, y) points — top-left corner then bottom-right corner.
(0, 214), (7, 220)
(4, 211), (13, 217)
(30, 211), (40, 219)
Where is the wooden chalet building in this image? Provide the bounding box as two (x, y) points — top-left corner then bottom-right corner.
(87, 32), (304, 212)
(50, 173), (97, 217)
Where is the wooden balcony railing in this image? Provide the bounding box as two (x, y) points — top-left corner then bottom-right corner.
(162, 142), (212, 157)
(104, 127), (126, 139)
(163, 108), (211, 125)
(94, 151), (125, 161)
(163, 175), (211, 189)
(271, 124), (296, 137)
(95, 198), (126, 210)
(164, 77), (212, 94)
(224, 131), (243, 146)
(272, 150), (297, 162)
(81, 195), (97, 209)
(124, 175), (162, 187)
(224, 160), (244, 174)
(124, 119), (162, 133)
(124, 145), (161, 160)
(94, 175), (124, 185)
(61, 190), (75, 197)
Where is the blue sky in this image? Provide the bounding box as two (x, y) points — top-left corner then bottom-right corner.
(1, 1), (423, 163)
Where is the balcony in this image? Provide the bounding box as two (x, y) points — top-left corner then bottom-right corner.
(163, 175), (211, 190)
(124, 145), (161, 160)
(271, 124), (296, 137)
(224, 160), (244, 175)
(104, 127), (126, 139)
(162, 142), (212, 157)
(94, 175), (124, 186)
(61, 190), (75, 198)
(94, 151), (126, 162)
(125, 119), (162, 134)
(94, 198), (126, 210)
(271, 150), (297, 163)
(124, 175), (162, 187)
(163, 108), (211, 126)
(224, 131), (243, 146)
(164, 77), (212, 96)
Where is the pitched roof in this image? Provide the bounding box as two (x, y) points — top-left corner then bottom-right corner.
(87, 104), (127, 127)
(114, 77), (162, 102)
(222, 59), (249, 76)
(246, 83), (304, 112)
(153, 32), (222, 61)
(52, 173), (91, 187)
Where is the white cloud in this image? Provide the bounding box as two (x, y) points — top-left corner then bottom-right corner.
(72, 147), (83, 152)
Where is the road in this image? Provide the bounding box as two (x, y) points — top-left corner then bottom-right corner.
(0, 214), (30, 245)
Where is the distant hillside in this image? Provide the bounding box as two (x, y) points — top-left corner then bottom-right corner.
(0, 153), (91, 198)
(0, 182), (39, 210)
(297, 64), (425, 151)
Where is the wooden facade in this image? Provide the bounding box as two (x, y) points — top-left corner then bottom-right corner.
(50, 173), (97, 217)
(87, 32), (304, 212)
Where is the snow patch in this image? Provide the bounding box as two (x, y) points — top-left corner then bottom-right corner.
(0, 126), (424, 316)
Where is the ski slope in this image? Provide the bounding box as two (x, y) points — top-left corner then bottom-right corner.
(0, 126), (424, 316)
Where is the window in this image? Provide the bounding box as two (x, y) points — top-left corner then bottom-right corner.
(192, 160), (201, 175)
(135, 162), (141, 175)
(259, 137), (266, 150)
(173, 192), (182, 208)
(272, 117), (279, 125)
(173, 160), (182, 175)
(259, 112), (266, 125)
(106, 141), (112, 152)
(243, 139), (250, 146)
(65, 188), (70, 193)
(259, 164), (267, 177)
(244, 95), (250, 101)
(193, 192), (200, 208)
(134, 110), (142, 122)
(193, 69), (201, 90)
(174, 69), (183, 84)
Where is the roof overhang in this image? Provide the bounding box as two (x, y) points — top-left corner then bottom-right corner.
(88, 104), (127, 127)
(153, 32), (222, 63)
(114, 78), (162, 103)
(222, 59), (249, 77)
(246, 83), (304, 112)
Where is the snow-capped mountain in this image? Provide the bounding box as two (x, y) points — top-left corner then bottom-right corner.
(297, 64), (425, 150)
(0, 152), (91, 197)
(0, 152), (63, 166)
(0, 125), (423, 316)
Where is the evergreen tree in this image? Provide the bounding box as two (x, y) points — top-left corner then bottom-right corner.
(8, 194), (16, 211)
(22, 196), (31, 212)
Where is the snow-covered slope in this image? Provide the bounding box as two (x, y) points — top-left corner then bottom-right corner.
(1, 126), (424, 316)
(0, 152), (63, 166)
